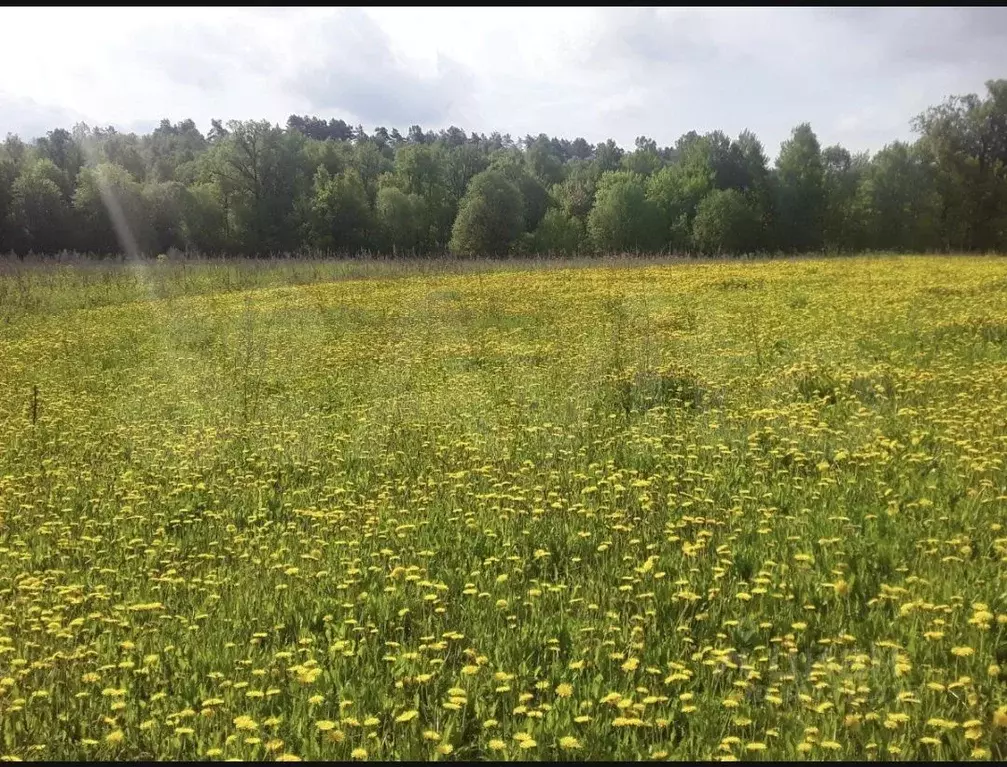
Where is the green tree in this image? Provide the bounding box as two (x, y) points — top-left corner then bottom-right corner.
(621, 136), (664, 177)
(448, 169), (524, 256)
(73, 163), (151, 255)
(774, 123), (825, 252)
(489, 150), (551, 232)
(691, 188), (759, 255)
(646, 143), (715, 252)
(375, 186), (425, 255)
(821, 145), (868, 252)
(7, 159), (71, 254)
(530, 208), (583, 256)
(587, 171), (662, 253)
(34, 128), (84, 201)
(181, 183), (228, 253)
(858, 142), (940, 252)
(0, 144), (17, 253)
(554, 159), (600, 222)
(143, 181), (189, 253)
(526, 134), (564, 186)
(201, 120), (304, 253)
(306, 167), (373, 253)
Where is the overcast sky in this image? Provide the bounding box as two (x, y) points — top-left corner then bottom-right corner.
(1, 7), (1005, 158)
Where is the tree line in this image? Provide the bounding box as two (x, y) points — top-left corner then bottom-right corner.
(1, 79), (1005, 259)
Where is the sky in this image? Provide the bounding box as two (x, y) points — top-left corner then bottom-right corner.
(1, 7), (1005, 159)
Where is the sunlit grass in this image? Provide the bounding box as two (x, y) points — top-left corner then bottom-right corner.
(0, 254), (1005, 761)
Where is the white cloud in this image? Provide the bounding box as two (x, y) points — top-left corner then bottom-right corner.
(0, 7), (1003, 157)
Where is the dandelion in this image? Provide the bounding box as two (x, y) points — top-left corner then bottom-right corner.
(555, 682), (573, 698)
(233, 716), (257, 731)
(350, 747), (367, 760)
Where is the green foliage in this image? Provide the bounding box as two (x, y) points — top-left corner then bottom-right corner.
(588, 172), (662, 253)
(306, 167), (373, 253)
(774, 123), (825, 252)
(529, 208), (584, 255)
(448, 169), (524, 256)
(73, 163), (150, 255)
(7, 159), (71, 254)
(375, 186), (425, 255)
(691, 188), (759, 255)
(3, 79), (1007, 258)
(489, 150), (551, 232)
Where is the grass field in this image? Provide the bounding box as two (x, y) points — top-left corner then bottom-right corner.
(1, 254), (1006, 761)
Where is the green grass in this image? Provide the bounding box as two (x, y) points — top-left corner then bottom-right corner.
(0, 254), (1005, 761)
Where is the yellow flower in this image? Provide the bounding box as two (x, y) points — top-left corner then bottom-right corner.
(488, 739), (506, 751)
(559, 736), (581, 750)
(555, 683), (573, 698)
(992, 707), (1007, 728)
(951, 646), (974, 657)
(105, 730), (124, 745)
(350, 748), (367, 760)
(745, 743), (767, 752)
(315, 720), (337, 732)
(276, 755), (302, 762)
(395, 710), (419, 723)
(233, 715), (257, 731)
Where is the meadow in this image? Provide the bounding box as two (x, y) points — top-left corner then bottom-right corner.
(0, 254), (1006, 761)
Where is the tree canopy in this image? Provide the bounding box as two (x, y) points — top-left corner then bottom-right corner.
(2, 80), (1007, 258)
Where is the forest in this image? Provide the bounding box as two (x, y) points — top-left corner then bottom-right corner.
(0, 78), (1005, 259)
